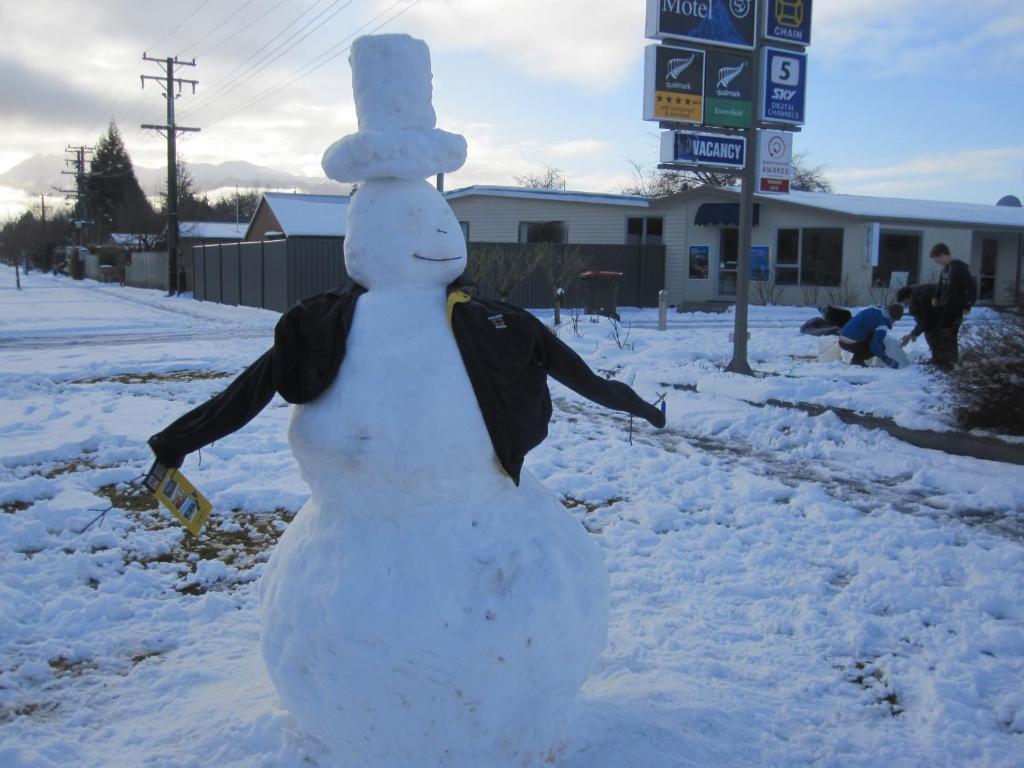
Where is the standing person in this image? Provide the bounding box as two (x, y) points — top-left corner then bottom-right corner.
(896, 283), (940, 355)
(929, 242), (977, 369)
(838, 303), (905, 367)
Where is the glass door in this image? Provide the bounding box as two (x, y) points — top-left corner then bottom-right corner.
(980, 238), (997, 301)
(717, 228), (738, 296)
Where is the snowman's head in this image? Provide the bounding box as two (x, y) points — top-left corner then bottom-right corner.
(344, 178), (466, 290)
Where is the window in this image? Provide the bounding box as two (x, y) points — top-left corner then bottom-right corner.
(872, 232), (920, 289)
(459, 221), (470, 242)
(801, 229), (843, 286)
(980, 238), (997, 300)
(518, 220), (566, 243)
(625, 216), (664, 245)
(775, 229), (799, 285)
(772, 227), (844, 286)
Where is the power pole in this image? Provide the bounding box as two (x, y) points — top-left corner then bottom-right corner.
(57, 145), (93, 266)
(141, 53), (199, 296)
(60, 145), (93, 225)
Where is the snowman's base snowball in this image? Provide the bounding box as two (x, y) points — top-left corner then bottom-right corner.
(259, 472), (609, 768)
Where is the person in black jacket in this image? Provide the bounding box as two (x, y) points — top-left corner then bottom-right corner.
(928, 242), (976, 369)
(896, 283), (940, 355)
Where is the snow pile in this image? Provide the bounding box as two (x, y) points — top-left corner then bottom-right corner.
(1, 267), (1023, 767)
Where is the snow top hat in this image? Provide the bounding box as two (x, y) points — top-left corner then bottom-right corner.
(321, 34), (467, 182)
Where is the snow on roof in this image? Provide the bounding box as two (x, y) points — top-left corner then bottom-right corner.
(178, 221), (247, 240)
(108, 233), (148, 247)
(445, 185), (649, 208)
(262, 192), (349, 237)
(760, 190), (1024, 230)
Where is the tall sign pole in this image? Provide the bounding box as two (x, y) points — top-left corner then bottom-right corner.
(726, 7), (765, 375)
(644, 0), (812, 376)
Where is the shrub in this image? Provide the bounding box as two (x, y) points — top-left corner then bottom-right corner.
(948, 313), (1024, 435)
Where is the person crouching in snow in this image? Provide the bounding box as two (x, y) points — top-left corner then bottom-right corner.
(838, 303), (905, 368)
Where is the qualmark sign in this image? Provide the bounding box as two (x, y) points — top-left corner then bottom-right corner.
(661, 129), (747, 169)
(703, 49), (753, 128)
(643, 44), (706, 124)
(646, 0), (757, 51)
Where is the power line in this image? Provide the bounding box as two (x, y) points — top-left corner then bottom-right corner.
(191, 0), (290, 59)
(182, 0), (360, 122)
(181, 0), (332, 115)
(179, 0), (262, 58)
(201, 0), (421, 129)
(146, 0), (215, 52)
(84, 0), (216, 140)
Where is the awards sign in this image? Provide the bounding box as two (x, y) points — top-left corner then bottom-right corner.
(703, 49), (753, 128)
(764, 0), (812, 46)
(761, 47), (807, 124)
(758, 130), (792, 193)
(643, 44), (706, 124)
(646, 0), (758, 51)
(661, 129), (747, 169)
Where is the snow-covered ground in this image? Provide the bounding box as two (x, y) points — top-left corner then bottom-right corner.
(1, 266), (1022, 767)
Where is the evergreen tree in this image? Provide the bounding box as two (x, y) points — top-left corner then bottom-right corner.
(88, 122), (158, 237)
(160, 159), (216, 221)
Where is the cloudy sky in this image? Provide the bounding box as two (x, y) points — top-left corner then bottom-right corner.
(1, 0), (1023, 219)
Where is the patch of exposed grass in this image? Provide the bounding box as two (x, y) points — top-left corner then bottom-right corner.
(0, 701), (60, 723)
(48, 656), (98, 677)
(73, 370), (233, 385)
(845, 660), (904, 717)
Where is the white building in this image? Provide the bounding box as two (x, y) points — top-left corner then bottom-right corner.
(445, 185), (1024, 307)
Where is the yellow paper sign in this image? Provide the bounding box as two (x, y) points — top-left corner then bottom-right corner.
(145, 460), (213, 535)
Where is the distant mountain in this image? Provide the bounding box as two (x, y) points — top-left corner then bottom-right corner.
(0, 155), (350, 198)
(0, 154), (69, 194)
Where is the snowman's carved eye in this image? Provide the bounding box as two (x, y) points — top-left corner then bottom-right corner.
(437, 228), (448, 234)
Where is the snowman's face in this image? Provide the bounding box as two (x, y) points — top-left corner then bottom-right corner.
(344, 178), (466, 290)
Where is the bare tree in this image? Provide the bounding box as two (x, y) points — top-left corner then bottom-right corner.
(869, 283), (894, 306)
(623, 152), (832, 197)
(751, 276), (784, 305)
(827, 277), (858, 307)
(513, 165), (566, 190)
(534, 242), (586, 324)
(791, 152), (833, 193)
(465, 244), (544, 302)
(622, 160), (736, 197)
(801, 283), (821, 306)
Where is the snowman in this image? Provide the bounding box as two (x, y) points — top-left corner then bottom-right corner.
(148, 34), (664, 767)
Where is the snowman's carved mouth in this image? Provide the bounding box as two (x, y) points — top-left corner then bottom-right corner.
(412, 254), (462, 262)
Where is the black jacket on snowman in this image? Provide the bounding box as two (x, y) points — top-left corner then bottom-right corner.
(148, 281), (666, 485)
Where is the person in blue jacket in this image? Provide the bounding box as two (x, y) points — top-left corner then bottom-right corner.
(838, 303), (905, 367)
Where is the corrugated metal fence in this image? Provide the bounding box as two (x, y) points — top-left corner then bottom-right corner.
(193, 239), (345, 312)
(466, 243), (665, 308)
(125, 252), (168, 289)
(194, 240), (664, 311)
